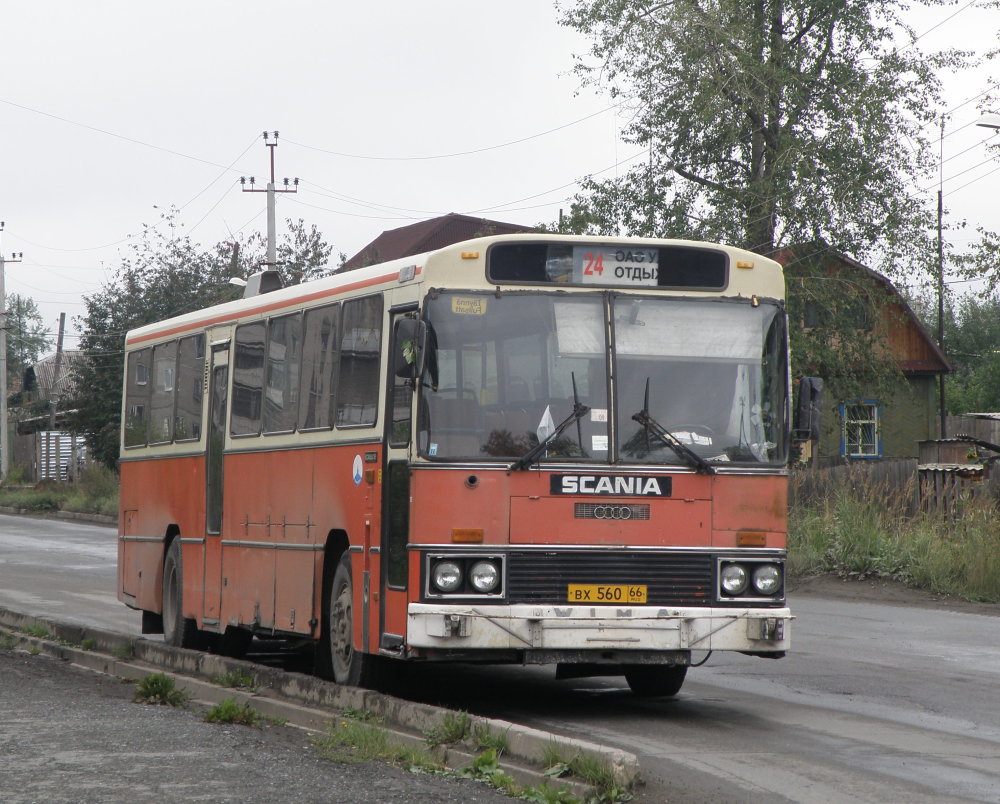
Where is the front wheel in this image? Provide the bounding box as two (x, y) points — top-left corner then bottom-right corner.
(328, 554), (380, 687)
(624, 665), (687, 697)
(161, 539), (198, 648)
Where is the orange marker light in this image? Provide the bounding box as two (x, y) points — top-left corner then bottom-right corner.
(461, 251), (480, 260)
(737, 530), (767, 547)
(452, 528), (484, 543)
(736, 260), (754, 269)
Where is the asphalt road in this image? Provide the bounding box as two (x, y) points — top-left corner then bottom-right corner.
(3, 512), (1000, 802)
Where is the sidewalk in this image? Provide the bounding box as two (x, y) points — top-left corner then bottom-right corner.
(0, 648), (516, 804)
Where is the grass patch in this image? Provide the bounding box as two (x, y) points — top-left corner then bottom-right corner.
(0, 465), (119, 518)
(456, 749), (519, 796)
(211, 670), (256, 691)
(134, 673), (189, 706)
(314, 717), (441, 770)
(19, 625), (50, 639)
(0, 634), (17, 650)
(423, 710), (470, 746)
(113, 642), (135, 661)
(203, 698), (263, 727)
(80, 638), (96, 651)
(471, 723), (509, 754)
(789, 466), (1000, 603)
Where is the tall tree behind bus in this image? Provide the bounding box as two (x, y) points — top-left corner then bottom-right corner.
(552, 0), (980, 400)
(556, 0), (979, 276)
(67, 210), (336, 469)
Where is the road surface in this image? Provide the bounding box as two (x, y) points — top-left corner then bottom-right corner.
(2, 512), (999, 803)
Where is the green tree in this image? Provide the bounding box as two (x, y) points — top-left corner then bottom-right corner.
(4, 293), (51, 392)
(936, 291), (1000, 415)
(557, 0), (968, 271)
(228, 218), (339, 285)
(68, 210), (337, 469)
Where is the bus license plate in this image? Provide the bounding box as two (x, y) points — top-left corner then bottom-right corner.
(568, 584), (647, 604)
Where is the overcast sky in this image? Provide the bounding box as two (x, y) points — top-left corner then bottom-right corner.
(0, 1), (997, 355)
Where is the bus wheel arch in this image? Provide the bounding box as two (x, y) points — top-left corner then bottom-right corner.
(161, 532), (198, 648)
(317, 533), (379, 686)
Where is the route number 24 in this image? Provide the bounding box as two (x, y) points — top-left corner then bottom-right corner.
(583, 251), (605, 276)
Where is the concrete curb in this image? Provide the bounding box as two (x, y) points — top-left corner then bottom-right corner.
(0, 607), (639, 796)
(0, 505), (116, 525)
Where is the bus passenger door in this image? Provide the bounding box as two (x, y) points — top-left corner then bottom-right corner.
(379, 311), (418, 655)
(203, 339), (229, 626)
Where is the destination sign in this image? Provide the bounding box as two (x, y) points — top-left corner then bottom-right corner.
(573, 246), (659, 287)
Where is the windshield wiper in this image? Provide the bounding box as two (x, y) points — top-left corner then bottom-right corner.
(508, 402), (591, 472)
(632, 379), (715, 475)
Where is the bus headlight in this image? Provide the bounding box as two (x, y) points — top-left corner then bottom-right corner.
(431, 561), (463, 593)
(469, 560), (500, 593)
(752, 564), (782, 595)
(720, 563), (748, 595)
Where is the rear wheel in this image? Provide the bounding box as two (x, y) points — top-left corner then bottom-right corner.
(329, 553), (380, 687)
(624, 665), (687, 697)
(161, 539), (198, 648)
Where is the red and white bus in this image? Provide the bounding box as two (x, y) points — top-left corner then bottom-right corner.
(118, 234), (791, 695)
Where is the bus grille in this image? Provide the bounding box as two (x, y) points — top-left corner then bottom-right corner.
(505, 551), (714, 606)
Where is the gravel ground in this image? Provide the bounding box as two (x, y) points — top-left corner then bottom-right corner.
(0, 650), (517, 804)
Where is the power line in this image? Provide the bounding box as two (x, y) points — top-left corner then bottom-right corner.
(282, 103), (624, 162)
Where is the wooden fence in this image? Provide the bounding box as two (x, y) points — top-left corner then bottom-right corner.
(793, 456), (1000, 517)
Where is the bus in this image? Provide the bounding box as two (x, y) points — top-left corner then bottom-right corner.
(118, 234), (792, 696)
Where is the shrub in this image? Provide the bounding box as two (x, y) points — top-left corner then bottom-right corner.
(134, 673), (189, 706)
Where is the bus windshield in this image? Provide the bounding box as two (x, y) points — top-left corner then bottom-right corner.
(420, 291), (787, 467)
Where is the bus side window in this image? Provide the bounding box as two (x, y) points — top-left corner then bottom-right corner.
(124, 348), (151, 447)
(299, 303), (340, 430)
(337, 296), (383, 427)
(231, 322), (265, 436)
(264, 313), (302, 434)
(150, 341), (178, 444)
(175, 334), (205, 441)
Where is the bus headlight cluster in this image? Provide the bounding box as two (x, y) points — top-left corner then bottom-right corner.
(718, 560), (784, 600)
(426, 555), (504, 597)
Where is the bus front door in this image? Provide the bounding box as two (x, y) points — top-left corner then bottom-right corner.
(203, 339), (229, 627)
(379, 312), (417, 656)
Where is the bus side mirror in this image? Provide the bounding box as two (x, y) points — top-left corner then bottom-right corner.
(394, 319), (427, 381)
(793, 376), (823, 441)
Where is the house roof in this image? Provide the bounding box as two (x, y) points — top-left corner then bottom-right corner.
(775, 247), (951, 375)
(342, 213), (537, 271)
(32, 350), (83, 399)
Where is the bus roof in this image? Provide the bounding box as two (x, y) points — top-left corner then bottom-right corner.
(125, 233), (783, 347)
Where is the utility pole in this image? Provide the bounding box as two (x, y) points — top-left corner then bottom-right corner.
(937, 115), (947, 440)
(49, 312), (66, 431)
(240, 132), (299, 268)
(0, 221), (24, 479)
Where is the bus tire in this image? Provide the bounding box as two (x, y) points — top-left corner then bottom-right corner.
(162, 539), (198, 649)
(329, 553), (378, 687)
(624, 665), (687, 697)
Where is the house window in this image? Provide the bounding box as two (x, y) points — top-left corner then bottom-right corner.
(841, 400), (880, 458)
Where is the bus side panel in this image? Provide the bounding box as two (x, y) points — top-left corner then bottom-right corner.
(118, 455), (206, 615)
(219, 443), (378, 637)
(710, 474), (788, 547)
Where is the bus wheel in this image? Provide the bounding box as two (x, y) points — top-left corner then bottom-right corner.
(162, 539), (198, 648)
(624, 665), (687, 697)
(329, 554), (376, 687)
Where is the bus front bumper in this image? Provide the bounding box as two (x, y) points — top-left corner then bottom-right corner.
(406, 603), (790, 655)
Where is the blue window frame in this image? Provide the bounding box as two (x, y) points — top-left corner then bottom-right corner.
(840, 400), (881, 458)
